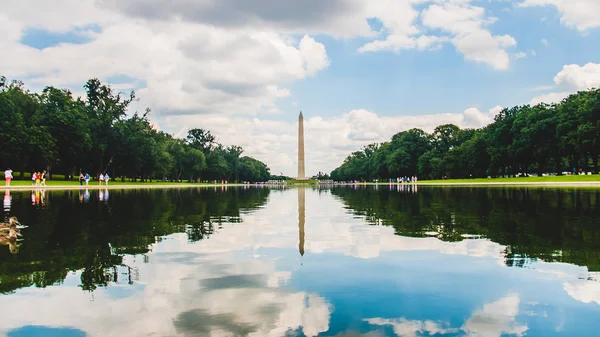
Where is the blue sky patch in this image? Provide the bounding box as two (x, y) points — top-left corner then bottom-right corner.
(7, 326), (87, 337)
(20, 25), (101, 50)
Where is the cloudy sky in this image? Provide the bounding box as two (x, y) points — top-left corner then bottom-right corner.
(2, 0), (600, 176)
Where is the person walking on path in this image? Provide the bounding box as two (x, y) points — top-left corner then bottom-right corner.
(31, 172), (36, 186)
(35, 172), (40, 186)
(85, 173), (90, 185)
(79, 173), (84, 186)
(4, 169), (12, 186)
(41, 171), (47, 186)
(104, 173), (110, 186)
(99, 173), (104, 186)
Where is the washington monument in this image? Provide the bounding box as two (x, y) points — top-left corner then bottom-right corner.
(297, 111), (305, 179)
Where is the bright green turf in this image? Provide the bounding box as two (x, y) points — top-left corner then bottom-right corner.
(284, 179), (318, 184)
(2, 174), (598, 187)
(419, 175), (600, 184)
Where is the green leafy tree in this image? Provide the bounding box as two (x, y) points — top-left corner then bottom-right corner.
(0, 76), (271, 182)
(38, 86), (91, 177)
(186, 128), (216, 154)
(330, 89), (600, 180)
(84, 78), (135, 173)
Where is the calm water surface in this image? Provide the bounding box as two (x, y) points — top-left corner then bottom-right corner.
(0, 186), (599, 337)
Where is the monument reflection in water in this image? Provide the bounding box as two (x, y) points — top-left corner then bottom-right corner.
(0, 186), (599, 336)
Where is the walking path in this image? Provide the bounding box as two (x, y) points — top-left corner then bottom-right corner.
(1, 183), (248, 191)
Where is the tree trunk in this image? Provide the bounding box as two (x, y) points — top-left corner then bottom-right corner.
(98, 151), (104, 175)
(537, 162), (544, 176)
(555, 157), (562, 175)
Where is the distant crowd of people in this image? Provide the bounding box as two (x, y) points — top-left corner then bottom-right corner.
(3, 168), (114, 187)
(265, 180), (286, 185)
(4, 169), (49, 187)
(78, 172), (111, 186)
(335, 176), (419, 184)
(394, 176), (418, 183)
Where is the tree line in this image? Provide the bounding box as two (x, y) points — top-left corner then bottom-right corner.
(331, 89), (600, 181)
(0, 76), (271, 182)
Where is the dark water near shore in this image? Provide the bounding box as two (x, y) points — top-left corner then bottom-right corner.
(0, 186), (599, 337)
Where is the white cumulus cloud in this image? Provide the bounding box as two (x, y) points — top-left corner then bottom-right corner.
(520, 0), (600, 31)
(529, 92), (571, 105)
(553, 63), (600, 90)
(366, 294), (527, 337)
(462, 294), (528, 337)
(421, 1), (517, 70)
(153, 105), (504, 176)
(564, 273), (600, 305)
(530, 62), (600, 105)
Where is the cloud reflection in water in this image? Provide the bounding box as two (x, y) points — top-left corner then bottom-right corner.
(0, 187), (599, 337)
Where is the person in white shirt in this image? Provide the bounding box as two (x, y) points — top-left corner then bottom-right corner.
(99, 173), (104, 186)
(4, 168), (13, 186)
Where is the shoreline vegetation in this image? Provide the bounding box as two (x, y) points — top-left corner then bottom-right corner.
(3, 77), (599, 186)
(0, 77), (270, 184)
(330, 88), (600, 182)
(1, 174), (599, 191)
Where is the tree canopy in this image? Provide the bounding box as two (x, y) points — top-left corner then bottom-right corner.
(331, 89), (600, 181)
(0, 76), (271, 182)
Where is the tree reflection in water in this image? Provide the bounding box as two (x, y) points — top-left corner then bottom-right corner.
(2, 185), (598, 295)
(0, 187), (271, 294)
(329, 186), (600, 271)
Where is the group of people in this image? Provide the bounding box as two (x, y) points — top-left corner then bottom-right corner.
(395, 176), (418, 183)
(3, 169), (49, 187)
(31, 171), (47, 186)
(78, 172), (110, 186)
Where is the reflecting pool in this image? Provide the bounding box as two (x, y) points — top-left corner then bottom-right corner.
(0, 186), (599, 337)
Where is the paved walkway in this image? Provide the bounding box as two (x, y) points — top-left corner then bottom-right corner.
(0, 183), (247, 191)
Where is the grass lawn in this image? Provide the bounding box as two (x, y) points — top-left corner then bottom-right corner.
(284, 179), (318, 184)
(419, 175), (600, 184)
(2, 174), (599, 189)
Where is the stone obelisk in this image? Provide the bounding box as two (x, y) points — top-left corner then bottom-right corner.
(298, 111), (305, 179)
